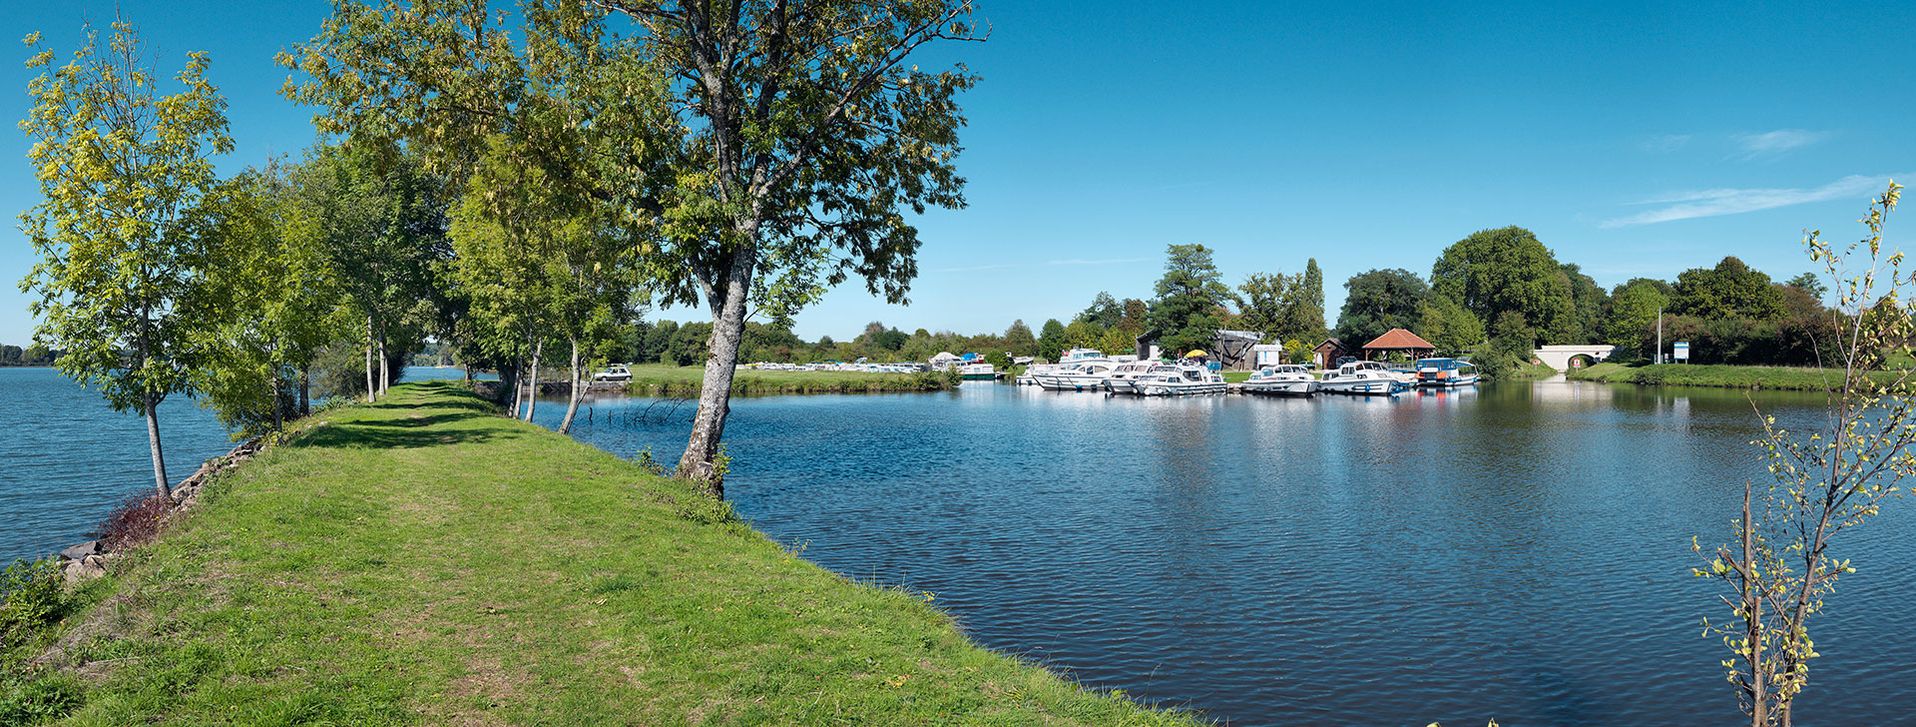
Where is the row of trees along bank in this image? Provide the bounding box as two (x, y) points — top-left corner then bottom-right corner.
(22, 3), (982, 499)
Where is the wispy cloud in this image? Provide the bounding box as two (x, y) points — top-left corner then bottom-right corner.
(1601, 173), (1894, 228)
(928, 257), (1152, 274)
(1731, 129), (1831, 159)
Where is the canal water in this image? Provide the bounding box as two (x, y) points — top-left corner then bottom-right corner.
(532, 381), (1915, 726)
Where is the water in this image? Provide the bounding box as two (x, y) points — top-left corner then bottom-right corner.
(0, 367), (234, 562)
(533, 381), (1916, 726)
(0, 366), (481, 563)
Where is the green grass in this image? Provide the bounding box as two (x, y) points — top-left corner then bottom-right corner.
(624, 364), (961, 396)
(1569, 362), (1863, 390)
(1503, 361), (1560, 381)
(18, 383), (1196, 725)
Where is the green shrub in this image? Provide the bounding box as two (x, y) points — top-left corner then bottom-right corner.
(1, 559), (66, 650)
(0, 672), (83, 725)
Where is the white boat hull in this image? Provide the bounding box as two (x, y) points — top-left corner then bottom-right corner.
(1320, 378), (1407, 396)
(1242, 380), (1317, 396)
(1139, 381), (1228, 396)
(1036, 374), (1108, 392)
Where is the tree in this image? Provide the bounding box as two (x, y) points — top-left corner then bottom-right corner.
(1693, 183), (1916, 727)
(1604, 278), (1672, 356)
(1003, 320), (1036, 355)
(1418, 295), (1485, 356)
(1236, 272), (1294, 340)
(1785, 272), (1828, 300)
(20, 22), (234, 497)
(1147, 244), (1233, 357)
(1334, 269), (1429, 348)
(1671, 256), (1788, 321)
(1037, 319), (1067, 362)
(1077, 292), (1122, 328)
(1430, 226), (1576, 344)
(1561, 262), (1608, 343)
(1296, 258), (1327, 339)
(193, 161), (352, 434)
(598, 1), (981, 493)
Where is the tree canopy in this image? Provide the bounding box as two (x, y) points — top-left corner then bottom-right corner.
(1146, 244), (1233, 356)
(1430, 226), (1576, 345)
(1334, 268), (1429, 347)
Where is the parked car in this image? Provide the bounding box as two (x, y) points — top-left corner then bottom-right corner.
(591, 364), (632, 382)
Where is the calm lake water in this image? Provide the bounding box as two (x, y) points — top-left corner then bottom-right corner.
(532, 380), (1916, 726)
(0, 366), (478, 563)
(7, 366), (1912, 724)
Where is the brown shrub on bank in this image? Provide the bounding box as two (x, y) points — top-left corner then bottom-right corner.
(93, 493), (171, 552)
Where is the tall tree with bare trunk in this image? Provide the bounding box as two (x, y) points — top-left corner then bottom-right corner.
(19, 21), (233, 498)
(288, 0), (979, 496)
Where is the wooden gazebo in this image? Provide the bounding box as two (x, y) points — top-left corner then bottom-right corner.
(1360, 328), (1435, 361)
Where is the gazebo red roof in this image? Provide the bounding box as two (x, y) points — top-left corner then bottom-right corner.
(1361, 328), (1435, 350)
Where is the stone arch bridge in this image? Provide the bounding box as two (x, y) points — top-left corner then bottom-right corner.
(1533, 345), (1616, 371)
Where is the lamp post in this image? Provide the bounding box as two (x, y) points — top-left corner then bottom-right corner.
(1656, 305), (1664, 365)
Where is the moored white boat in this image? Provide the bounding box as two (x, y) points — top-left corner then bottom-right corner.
(959, 362), (999, 380)
(1136, 364), (1228, 396)
(1318, 360), (1410, 396)
(1103, 361), (1162, 395)
(1242, 364), (1317, 396)
(1035, 359), (1118, 391)
(1021, 348), (1109, 386)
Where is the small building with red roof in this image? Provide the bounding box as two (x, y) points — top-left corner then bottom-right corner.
(1360, 328), (1436, 361)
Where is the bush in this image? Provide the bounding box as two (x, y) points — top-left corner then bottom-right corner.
(94, 492), (172, 552)
(1, 559), (66, 650)
(0, 672), (84, 725)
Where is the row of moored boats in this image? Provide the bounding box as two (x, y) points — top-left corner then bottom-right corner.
(1015, 348), (1480, 397)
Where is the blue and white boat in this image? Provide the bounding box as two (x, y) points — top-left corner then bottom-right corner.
(1414, 357), (1480, 388)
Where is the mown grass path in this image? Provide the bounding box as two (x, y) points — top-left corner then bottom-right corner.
(46, 383), (1192, 725)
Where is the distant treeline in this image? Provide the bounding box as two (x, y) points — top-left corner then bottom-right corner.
(0, 344), (59, 367)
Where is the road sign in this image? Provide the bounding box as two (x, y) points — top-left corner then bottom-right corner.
(1673, 341), (1690, 362)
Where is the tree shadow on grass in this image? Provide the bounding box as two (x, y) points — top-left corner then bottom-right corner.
(295, 382), (518, 450)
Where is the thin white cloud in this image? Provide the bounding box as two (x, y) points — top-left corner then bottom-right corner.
(1732, 129), (1831, 158)
(1601, 173), (1896, 228)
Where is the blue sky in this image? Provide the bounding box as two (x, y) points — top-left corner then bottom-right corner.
(3, 1), (1910, 345)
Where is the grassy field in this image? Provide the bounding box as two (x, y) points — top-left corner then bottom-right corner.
(6, 383), (1194, 725)
(1569, 362), (1860, 391)
(624, 364), (962, 396)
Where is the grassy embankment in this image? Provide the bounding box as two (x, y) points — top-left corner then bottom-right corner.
(624, 363), (961, 396)
(4, 383), (1194, 725)
(1503, 361), (1559, 380)
(1569, 362), (1870, 391)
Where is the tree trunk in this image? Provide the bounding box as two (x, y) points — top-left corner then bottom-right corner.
(271, 368), (284, 432)
(300, 365), (311, 416)
(143, 392), (170, 499)
(365, 315), (377, 403)
(677, 243), (757, 497)
(506, 358), (522, 418)
(558, 336), (583, 434)
(378, 334), (390, 395)
(1742, 482), (1766, 727)
(524, 340), (542, 423)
